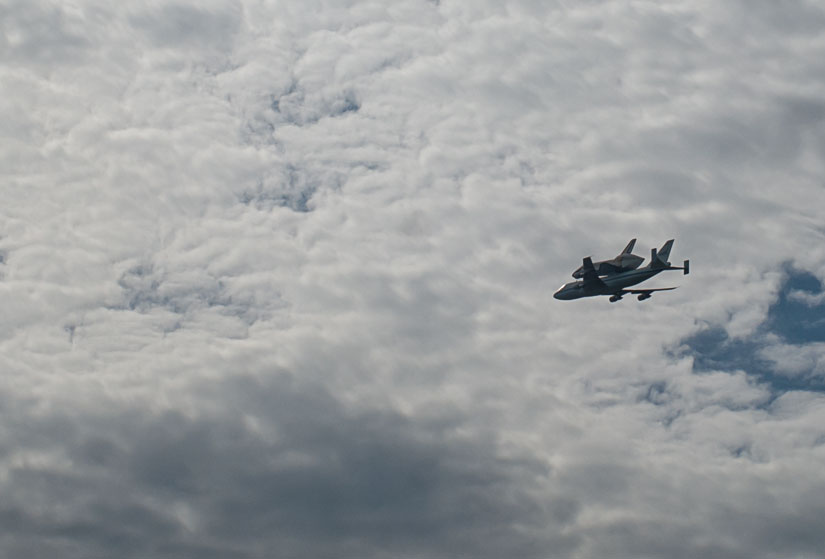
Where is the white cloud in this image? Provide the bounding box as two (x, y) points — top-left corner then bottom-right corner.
(759, 340), (825, 378)
(2, 0), (825, 557)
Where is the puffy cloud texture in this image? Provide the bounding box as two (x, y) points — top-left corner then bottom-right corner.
(2, 1), (825, 557)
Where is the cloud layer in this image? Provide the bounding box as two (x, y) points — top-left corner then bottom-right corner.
(2, 1), (825, 557)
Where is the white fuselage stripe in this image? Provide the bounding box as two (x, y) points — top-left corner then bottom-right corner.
(599, 268), (662, 289)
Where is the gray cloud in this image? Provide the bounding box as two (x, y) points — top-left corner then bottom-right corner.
(2, 0), (825, 557)
(0, 373), (576, 558)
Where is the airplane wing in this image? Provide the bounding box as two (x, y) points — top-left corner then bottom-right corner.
(619, 286), (677, 301)
(624, 287), (677, 294)
(580, 257), (607, 287)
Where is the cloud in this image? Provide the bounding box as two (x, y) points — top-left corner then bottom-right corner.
(2, 0), (825, 557)
(1, 372), (579, 558)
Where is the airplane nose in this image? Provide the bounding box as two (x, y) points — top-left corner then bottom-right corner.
(554, 283), (579, 300)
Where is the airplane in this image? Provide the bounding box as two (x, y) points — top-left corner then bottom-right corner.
(554, 240), (689, 302)
(571, 238), (644, 278)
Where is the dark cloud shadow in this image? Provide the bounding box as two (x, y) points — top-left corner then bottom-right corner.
(0, 373), (578, 559)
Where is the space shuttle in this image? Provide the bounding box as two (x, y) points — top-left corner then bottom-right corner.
(571, 239), (644, 278)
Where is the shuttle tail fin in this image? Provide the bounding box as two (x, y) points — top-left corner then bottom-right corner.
(621, 238), (637, 255)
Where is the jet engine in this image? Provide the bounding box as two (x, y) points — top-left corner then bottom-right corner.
(637, 293), (651, 301)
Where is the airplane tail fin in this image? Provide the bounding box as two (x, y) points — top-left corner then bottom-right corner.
(656, 239), (674, 264)
(650, 241), (687, 272)
(621, 238), (636, 255)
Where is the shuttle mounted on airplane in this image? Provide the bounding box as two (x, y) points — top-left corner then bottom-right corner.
(555, 239), (689, 303)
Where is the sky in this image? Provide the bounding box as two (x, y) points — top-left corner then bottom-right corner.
(2, 0), (825, 557)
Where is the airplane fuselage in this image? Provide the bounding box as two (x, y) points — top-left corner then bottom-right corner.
(554, 267), (665, 300)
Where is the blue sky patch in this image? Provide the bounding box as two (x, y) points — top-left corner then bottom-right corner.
(680, 268), (825, 394)
(766, 268), (825, 344)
